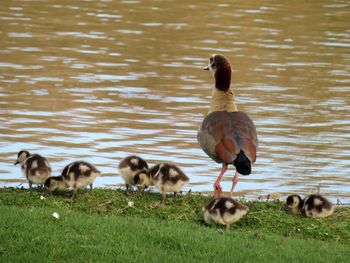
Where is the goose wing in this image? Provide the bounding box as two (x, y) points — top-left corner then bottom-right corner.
(198, 111), (257, 164)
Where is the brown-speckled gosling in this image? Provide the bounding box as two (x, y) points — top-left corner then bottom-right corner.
(203, 197), (249, 228)
(286, 194), (304, 215)
(118, 155), (152, 193)
(286, 194), (334, 218)
(302, 194), (334, 218)
(14, 150), (52, 189)
(149, 163), (189, 206)
(45, 161), (100, 201)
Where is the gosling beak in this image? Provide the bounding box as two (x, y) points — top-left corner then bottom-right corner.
(203, 65), (209, 70)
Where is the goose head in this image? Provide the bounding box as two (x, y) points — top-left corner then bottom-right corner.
(204, 54), (232, 91)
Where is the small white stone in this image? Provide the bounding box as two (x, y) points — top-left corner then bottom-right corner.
(40, 195), (45, 200)
(52, 212), (60, 219)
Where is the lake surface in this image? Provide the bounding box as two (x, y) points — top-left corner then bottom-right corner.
(1, 0), (349, 202)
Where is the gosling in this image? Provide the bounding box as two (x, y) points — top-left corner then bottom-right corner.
(149, 163), (189, 206)
(118, 155), (152, 193)
(45, 161), (100, 201)
(286, 194), (304, 215)
(14, 150), (51, 189)
(203, 197), (249, 228)
(286, 194), (334, 218)
(302, 194), (334, 218)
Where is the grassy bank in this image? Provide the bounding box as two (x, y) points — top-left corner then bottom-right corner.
(0, 188), (349, 262)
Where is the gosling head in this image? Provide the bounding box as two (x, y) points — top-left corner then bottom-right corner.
(135, 170), (152, 187)
(14, 150), (30, 165)
(44, 176), (67, 192)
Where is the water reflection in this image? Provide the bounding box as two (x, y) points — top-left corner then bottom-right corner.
(0, 0), (349, 201)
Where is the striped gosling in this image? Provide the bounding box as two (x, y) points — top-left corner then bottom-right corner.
(118, 155), (152, 193)
(149, 163), (189, 206)
(14, 150), (51, 189)
(45, 161), (100, 201)
(286, 194), (334, 218)
(203, 197), (249, 228)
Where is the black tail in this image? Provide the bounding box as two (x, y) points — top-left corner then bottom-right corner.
(234, 151), (251, 175)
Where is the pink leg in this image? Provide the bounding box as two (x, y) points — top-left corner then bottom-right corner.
(214, 164), (228, 198)
(229, 172), (239, 197)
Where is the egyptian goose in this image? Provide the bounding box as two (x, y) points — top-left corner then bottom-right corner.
(198, 54), (258, 198)
(14, 150), (51, 189)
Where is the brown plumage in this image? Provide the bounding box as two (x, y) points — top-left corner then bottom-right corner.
(286, 194), (334, 218)
(149, 163), (189, 206)
(14, 150), (52, 189)
(203, 197), (249, 228)
(302, 194), (334, 218)
(286, 194), (304, 215)
(198, 54), (258, 198)
(118, 155), (151, 193)
(45, 161), (101, 201)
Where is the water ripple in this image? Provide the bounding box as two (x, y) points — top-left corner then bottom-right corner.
(0, 0), (349, 202)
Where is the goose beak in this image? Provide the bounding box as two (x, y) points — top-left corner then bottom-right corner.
(14, 161), (19, 165)
(203, 65), (209, 70)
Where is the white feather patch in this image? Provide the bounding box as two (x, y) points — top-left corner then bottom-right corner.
(130, 158), (139, 165)
(31, 160), (38, 169)
(79, 164), (90, 173)
(225, 200), (234, 209)
(169, 168), (178, 178)
(313, 198), (323, 206)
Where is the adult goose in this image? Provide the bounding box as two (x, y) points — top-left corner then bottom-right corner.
(198, 54), (258, 198)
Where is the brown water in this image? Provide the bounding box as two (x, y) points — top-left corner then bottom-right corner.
(1, 0), (349, 201)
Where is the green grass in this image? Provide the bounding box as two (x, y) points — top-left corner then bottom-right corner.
(0, 187), (349, 262)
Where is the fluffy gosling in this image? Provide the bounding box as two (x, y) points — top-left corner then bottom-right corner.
(14, 150), (51, 189)
(203, 197), (249, 228)
(302, 194), (334, 218)
(45, 161), (100, 201)
(149, 163), (189, 206)
(286, 194), (304, 215)
(118, 155), (152, 193)
(286, 194), (334, 218)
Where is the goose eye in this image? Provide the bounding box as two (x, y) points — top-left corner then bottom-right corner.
(209, 57), (214, 63)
